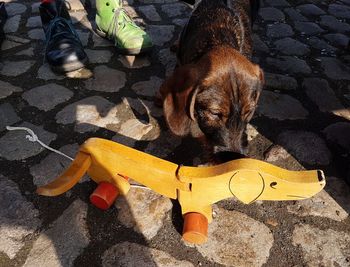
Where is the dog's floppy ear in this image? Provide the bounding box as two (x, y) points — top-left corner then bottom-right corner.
(230, 58), (264, 123)
(160, 65), (199, 136)
(245, 65), (265, 121)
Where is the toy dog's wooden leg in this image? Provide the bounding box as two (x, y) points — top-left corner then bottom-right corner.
(90, 176), (129, 210)
(182, 212), (208, 244)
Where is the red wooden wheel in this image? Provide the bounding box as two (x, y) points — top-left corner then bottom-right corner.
(182, 212), (208, 244)
(90, 182), (119, 210)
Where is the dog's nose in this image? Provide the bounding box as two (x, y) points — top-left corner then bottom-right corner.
(212, 151), (246, 163)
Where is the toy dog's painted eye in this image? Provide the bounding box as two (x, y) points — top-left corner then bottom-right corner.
(270, 182), (277, 189)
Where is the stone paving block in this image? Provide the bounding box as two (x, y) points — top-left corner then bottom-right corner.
(22, 83), (74, 111)
(293, 21), (325, 35)
(283, 8), (308, 21)
(246, 123), (260, 141)
(71, 10), (87, 24)
(131, 76), (163, 97)
(328, 4), (350, 19)
(257, 91), (309, 120)
(297, 4), (326, 16)
(264, 144), (291, 162)
(323, 33), (349, 47)
(138, 5), (161, 21)
(303, 78), (350, 120)
(145, 131), (181, 158)
(31, 2), (40, 13)
(115, 187), (172, 240)
(0, 60), (36, 77)
(172, 18), (187, 27)
(123, 97), (163, 119)
(147, 25), (175, 46)
(4, 15), (21, 33)
(0, 80), (22, 100)
(293, 224), (350, 266)
(306, 37), (337, 54)
(76, 30), (90, 47)
(102, 242), (194, 267)
(264, 72), (298, 91)
(277, 130), (332, 165)
(66, 0), (85, 11)
(288, 176), (350, 221)
(30, 143), (89, 186)
(15, 47), (35, 56)
(23, 200), (90, 267)
(274, 37), (310, 56)
(28, 28), (45, 40)
(320, 57), (350, 80)
(85, 49), (113, 64)
(6, 35), (31, 44)
(252, 34), (269, 53)
(112, 134), (137, 147)
(266, 56), (311, 75)
(0, 122), (57, 160)
(158, 48), (176, 76)
(118, 55), (151, 69)
(194, 207), (273, 267)
(84, 65), (126, 92)
(161, 2), (191, 17)
(266, 23), (294, 38)
(340, 0), (350, 5)
(320, 15), (350, 33)
(264, 0), (290, 7)
(26, 16), (41, 28)
(5, 2), (27, 16)
(117, 119), (153, 142)
(37, 64), (65, 80)
(0, 103), (21, 132)
(323, 122), (350, 150)
(259, 7), (285, 21)
(140, 0), (177, 3)
(0, 176), (41, 259)
(1, 40), (23, 50)
(55, 96), (122, 133)
(92, 33), (114, 47)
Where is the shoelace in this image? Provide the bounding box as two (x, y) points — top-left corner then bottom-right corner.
(106, 1), (141, 40)
(44, 17), (80, 55)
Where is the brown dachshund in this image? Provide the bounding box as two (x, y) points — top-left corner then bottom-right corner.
(160, 0), (264, 163)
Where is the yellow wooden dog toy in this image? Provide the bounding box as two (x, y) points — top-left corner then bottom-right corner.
(37, 138), (326, 244)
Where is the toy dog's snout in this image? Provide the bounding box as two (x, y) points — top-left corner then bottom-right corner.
(229, 169), (326, 204)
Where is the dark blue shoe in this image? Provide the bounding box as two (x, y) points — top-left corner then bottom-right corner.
(40, 0), (87, 72)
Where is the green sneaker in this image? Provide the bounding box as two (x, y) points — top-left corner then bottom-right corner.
(95, 0), (153, 55)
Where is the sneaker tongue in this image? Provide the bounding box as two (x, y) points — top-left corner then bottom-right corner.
(117, 10), (136, 27)
(40, 2), (58, 20)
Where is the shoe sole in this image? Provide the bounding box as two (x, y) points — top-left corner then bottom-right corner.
(95, 28), (152, 55)
(50, 56), (88, 73)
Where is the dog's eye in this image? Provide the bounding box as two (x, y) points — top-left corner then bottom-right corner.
(209, 110), (223, 119)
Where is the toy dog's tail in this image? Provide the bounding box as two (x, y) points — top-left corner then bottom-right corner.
(36, 152), (91, 196)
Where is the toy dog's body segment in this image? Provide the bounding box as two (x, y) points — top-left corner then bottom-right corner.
(37, 138), (326, 244)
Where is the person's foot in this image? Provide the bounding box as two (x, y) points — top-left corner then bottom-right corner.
(95, 0), (153, 55)
(39, 0), (87, 72)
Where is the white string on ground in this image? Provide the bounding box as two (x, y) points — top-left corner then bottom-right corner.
(6, 125), (149, 190)
(6, 126), (74, 161)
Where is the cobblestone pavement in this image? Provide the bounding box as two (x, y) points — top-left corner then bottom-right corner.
(1, 0), (350, 266)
